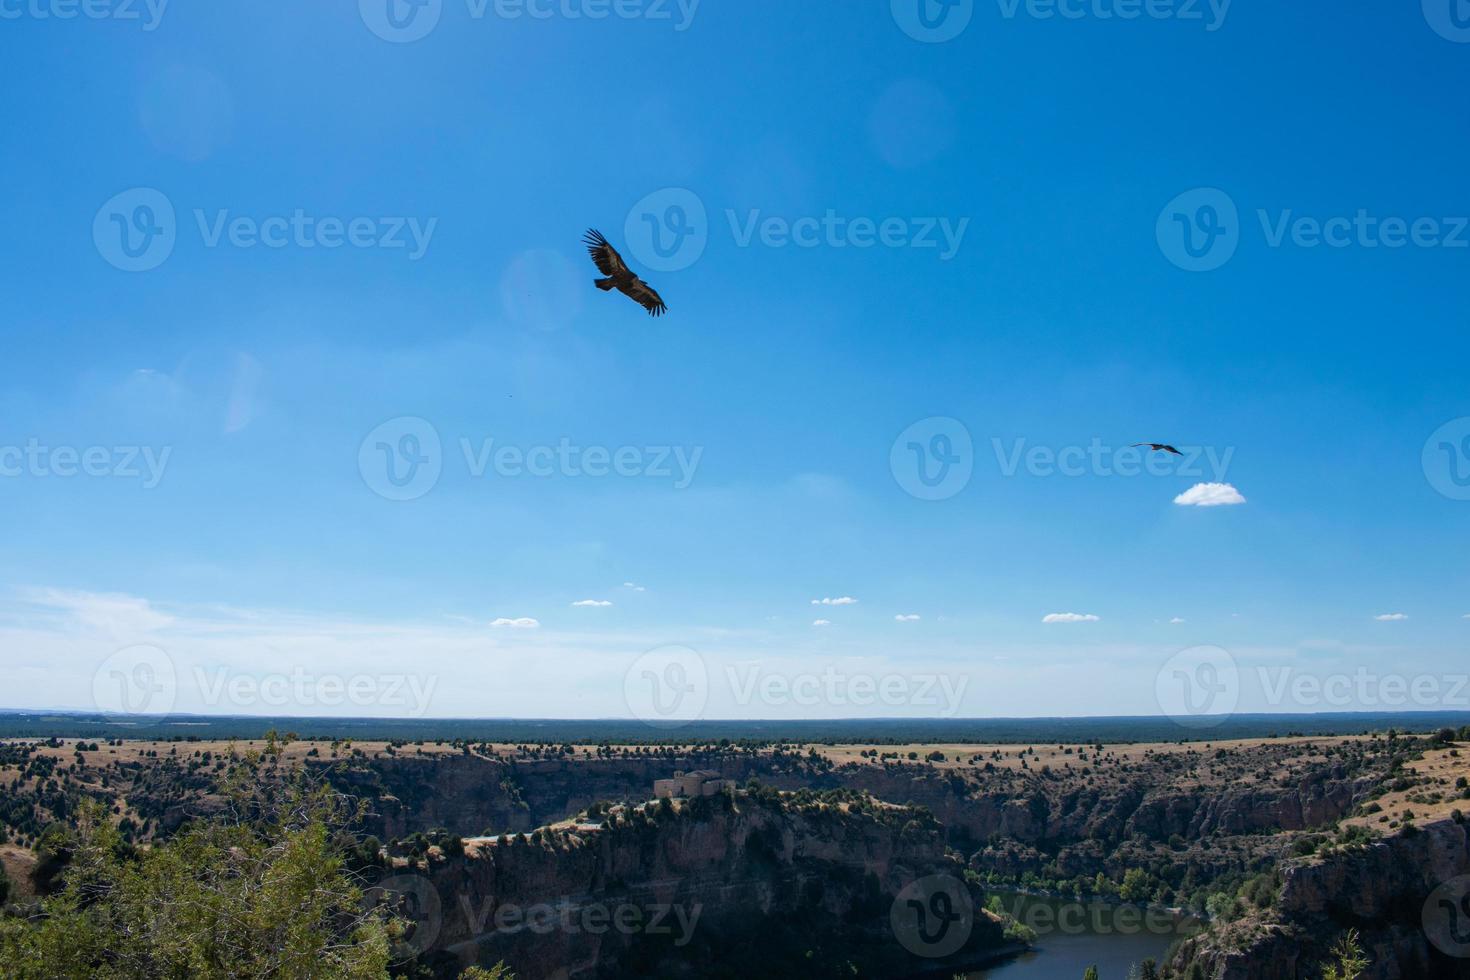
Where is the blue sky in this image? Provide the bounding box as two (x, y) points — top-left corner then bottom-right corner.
(1, 0), (1468, 721)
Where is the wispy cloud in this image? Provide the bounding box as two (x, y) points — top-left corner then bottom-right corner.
(895, 614), (921, 622)
(622, 582), (646, 592)
(1043, 612), (1100, 624)
(812, 619), (832, 627)
(811, 596), (858, 606)
(1173, 482), (1246, 507)
(490, 617), (540, 629)
(1373, 613), (1408, 622)
(1169, 617), (1186, 624)
(571, 600), (612, 608)
(14, 587), (175, 635)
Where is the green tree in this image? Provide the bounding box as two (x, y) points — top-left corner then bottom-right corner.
(458, 966), (515, 980)
(1083, 967), (1099, 980)
(1118, 867), (1151, 903)
(0, 769), (392, 979)
(1321, 929), (1370, 980)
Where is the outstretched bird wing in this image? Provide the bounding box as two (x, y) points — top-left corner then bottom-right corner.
(584, 228), (667, 316)
(583, 229), (630, 279)
(620, 278), (667, 317)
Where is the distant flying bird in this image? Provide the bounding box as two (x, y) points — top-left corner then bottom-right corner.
(1132, 443), (1183, 455)
(583, 229), (667, 317)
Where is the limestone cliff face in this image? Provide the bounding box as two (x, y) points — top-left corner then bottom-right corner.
(324, 754), (789, 840)
(834, 765), (1370, 845)
(324, 752), (1375, 886)
(1168, 818), (1470, 979)
(393, 794), (1008, 979)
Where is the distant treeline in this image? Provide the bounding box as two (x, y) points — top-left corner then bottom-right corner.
(1, 711), (1468, 744)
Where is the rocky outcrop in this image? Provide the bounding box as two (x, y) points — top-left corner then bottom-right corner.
(1168, 817), (1470, 979)
(382, 792), (1013, 980)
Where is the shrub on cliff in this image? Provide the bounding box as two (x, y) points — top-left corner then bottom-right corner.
(0, 768), (394, 979)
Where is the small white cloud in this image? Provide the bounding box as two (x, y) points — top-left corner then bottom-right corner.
(490, 617), (540, 629)
(811, 596), (859, 606)
(1043, 612), (1100, 624)
(895, 614), (921, 622)
(1173, 482), (1246, 507)
(1374, 613), (1408, 622)
(812, 619), (832, 627)
(622, 582), (646, 592)
(1169, 617), (1186, 624)
(571, 599), (613, 608)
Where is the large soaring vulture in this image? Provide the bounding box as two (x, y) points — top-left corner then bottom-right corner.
(583, 229), (667, 317)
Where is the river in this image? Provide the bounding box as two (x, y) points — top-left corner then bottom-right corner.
(966, 893), (1204, 980)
